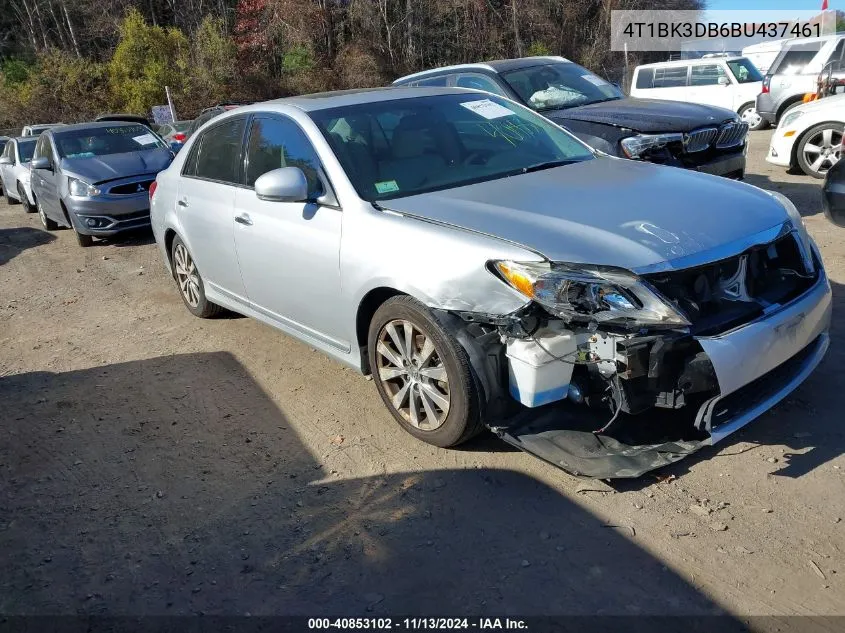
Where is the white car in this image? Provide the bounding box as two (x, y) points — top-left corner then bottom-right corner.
(0, 137), (38, 212)
(20, 123), (64, 137)
(631, 57), (766, 130)
(766, 93), (845, 179)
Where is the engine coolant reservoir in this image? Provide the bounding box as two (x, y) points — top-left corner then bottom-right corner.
(506, 322), (577, 408)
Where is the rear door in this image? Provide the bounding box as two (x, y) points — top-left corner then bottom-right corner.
(232, 114), (345, 350)
(687, 63), (732, 108)
(176, 116), (249, 306)
(639, 64), (689, 102)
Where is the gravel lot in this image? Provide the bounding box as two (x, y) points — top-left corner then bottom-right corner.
(1, 130), (844, 621)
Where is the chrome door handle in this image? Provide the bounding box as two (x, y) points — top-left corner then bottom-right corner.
(234, 213), (253, 226)
(177, 198), (188, 208)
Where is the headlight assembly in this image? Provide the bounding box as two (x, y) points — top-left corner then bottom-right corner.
(769, 191), (815, 274)
(619, 133), (683, 159)
(779, 110), (804, 130)
(491, 260), (691, 329)
(68, 177), (101, 197)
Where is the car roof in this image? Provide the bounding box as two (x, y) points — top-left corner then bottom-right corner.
(394, 56), (570, 83)
(12, 136), (37, 143)
(50, 120), (144, 135)
(257, 86), (480, 113)
(636, 56), (746, 69)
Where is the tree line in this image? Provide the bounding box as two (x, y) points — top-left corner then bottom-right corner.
(0, 0), (702, 129)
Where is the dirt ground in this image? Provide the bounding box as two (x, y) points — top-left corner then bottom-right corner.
(1, 131), (844, 624)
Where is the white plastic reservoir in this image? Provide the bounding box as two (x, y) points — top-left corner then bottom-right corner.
(506, 323), (577, 408)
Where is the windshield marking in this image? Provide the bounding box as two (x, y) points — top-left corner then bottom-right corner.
(476, 119), (541, 147)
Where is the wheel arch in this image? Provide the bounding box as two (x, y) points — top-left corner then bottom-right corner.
(356, 286), (406, 373)
(776, 95), (806, 122)
(163, 228), (179, 271)
(737, 101), (755, 115)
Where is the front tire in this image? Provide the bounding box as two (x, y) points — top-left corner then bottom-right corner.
(74, 230), (94, 247)
(368, 296), (482, 448)
(5, 183), (20, 205)
(37, 199), (58, 230)
(18, 184), (34, 213)
(797, 123), (842, 179)
(739, 103), (767, 131)
(170, 236), (222, 318)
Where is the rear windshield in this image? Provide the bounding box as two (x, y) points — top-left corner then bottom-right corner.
(727, 58), (763, 83)
(17, 139), (36, 162)
(310, 93), (594, 202)
(55, 125), (165, 158)
(770, 44), (822, 76)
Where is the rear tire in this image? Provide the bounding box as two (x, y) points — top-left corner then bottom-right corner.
(368, 295), (482, 448)
(4, 183), (19, 205)
(738, 103), (767, 131)
(170, 235), (222, 318)
(37, 199), (58, 230)
(18, 184), (34, 213)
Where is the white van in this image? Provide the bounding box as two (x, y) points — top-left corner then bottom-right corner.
(631, 57), (766, 130)
(741, 39), (791, 74)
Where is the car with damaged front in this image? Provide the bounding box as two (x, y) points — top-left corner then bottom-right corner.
(150, 87), (831, 478)
(394, 56), (749, 180)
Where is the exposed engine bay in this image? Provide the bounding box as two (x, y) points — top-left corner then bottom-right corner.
(438, 231), (828, 478)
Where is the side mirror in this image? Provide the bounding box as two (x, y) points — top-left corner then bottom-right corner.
(0, 156), (12, 165)
(254, 167), (308, 202)
(31, 156), (51, 171)
(718, 76), (730, 86)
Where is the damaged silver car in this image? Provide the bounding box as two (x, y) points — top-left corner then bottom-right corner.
(150, 87), (831, 478)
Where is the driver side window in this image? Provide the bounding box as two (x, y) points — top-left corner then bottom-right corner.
(244, 116), (323, 198)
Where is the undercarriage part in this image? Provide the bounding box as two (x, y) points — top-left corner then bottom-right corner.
(645, 231), (817, 335)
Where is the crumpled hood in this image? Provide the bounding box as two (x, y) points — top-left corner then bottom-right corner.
(382, 157), (789, 271)
(545, 97), (738, 133)
(60, 149), (173, 184)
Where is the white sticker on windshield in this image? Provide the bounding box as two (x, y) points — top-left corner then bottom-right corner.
(582, 74), (609, 86)
(460, 99), (514, 120)
(132, 133), (157, 145)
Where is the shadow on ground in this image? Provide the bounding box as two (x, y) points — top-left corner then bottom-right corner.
(0, 226), (55, 266)
(744, 172), (825, 217)
(0, 352), (737, 620)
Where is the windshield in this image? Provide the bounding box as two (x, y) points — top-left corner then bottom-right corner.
(55, 125), (166, 159)
(310, 93), (595, 202)
(726, 58), (763, 83)
(17, 139), (36, 163)
(500, 63), (623, 111)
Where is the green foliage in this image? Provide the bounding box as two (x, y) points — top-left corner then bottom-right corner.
(186, 16), (238, 111)
(2, 59), (31, 86)
(526, 42), (552, 57)
(282, 44), (315, 74)
(108, 8), (189, 115)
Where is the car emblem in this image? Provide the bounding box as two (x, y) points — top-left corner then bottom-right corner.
(136, 184), (145, 193)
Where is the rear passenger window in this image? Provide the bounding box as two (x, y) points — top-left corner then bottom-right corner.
(454, 74), (507, 96)
(635, 68), (654, 89)
(413, 76), (448, 87)
(244, 116), (323, 197)
(690, 64), (727, 86)
(192, 117), (246, 184)
(652, 66), (688, 88)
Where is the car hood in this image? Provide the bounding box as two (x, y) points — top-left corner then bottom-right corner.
(381, 158), (790, 271)
(788, 93), (845, 118)
(60, 149), (172, 184)
(545, 97), (738, 133)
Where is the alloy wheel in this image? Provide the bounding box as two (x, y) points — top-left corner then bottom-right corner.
(375, 319), (450, 430)
(173, 243), (201, 308)
(803, 128), (842, 175)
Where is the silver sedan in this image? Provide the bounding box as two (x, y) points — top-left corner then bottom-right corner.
(150, 87), (831, 478)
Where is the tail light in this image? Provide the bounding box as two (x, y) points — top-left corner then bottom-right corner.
(762, 76), (770, 94)
(172, 133), (186, 142)
(149, 180), (157, 201)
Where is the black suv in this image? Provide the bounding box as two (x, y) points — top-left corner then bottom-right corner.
(186, 103), (246, 139)
(394, 56), (748, 179)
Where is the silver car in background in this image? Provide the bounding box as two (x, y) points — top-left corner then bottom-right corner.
(30, 121), (173, 247)
(0, 136), (38, 212)
(150, 87), (831, 478)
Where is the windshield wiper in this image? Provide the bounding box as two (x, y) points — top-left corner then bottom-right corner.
(521, 159), (583, 173)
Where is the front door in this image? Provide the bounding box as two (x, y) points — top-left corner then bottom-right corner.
(686, 64), (732, 109)
(232, 114), (345, 350)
